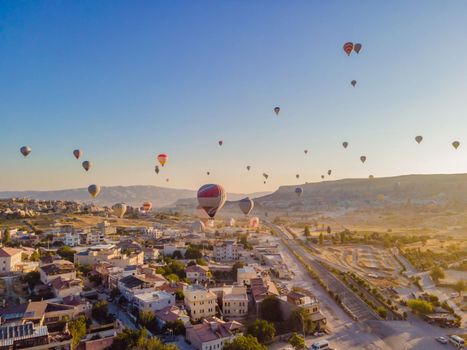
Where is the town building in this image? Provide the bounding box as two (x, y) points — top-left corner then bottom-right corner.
(38, 260), (76, 284)
(236, 266), (258, 286)
(211, 284), (248, 319)
(185, 317), (243, 350)
(213, 240), (239, 261)
(186, 264), (210, 283)
(0, 247), (22, 273)
(183, 284), (218, 321)
(133, 290), (175, 313)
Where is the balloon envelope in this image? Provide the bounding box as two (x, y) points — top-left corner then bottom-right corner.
(112, 203), (127, 218)
(82, 161), (92, 171)
(239, 197), (254, 216)
(274, 107), (280, 115)
(88, 185), (101, 198)
(354, 43), (362, 54)
(360, 156), (367, 163)
(343, 42), (354, 55)
(295, 187), (303, 196)
(452, 141), (460, 149)
(155, 166), (160, 174)
(197, 184), (227, 218)
(342, 142), (349, 149)
(415, 136), (423, 144)
(20, 146), (31, 157)
(218, 140), (223, 146)
(157, 154), (168, 166)
(351, 80), (357, 87)
(246, 166), (251, 171)
(73, 149), (82, 160)
(327, 170), (332, 176)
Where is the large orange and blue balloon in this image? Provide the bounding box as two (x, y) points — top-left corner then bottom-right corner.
(197, 184), (227, 218)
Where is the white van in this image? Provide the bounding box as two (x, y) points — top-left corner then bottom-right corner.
(449, 335), (465, 348)
(310, 341), (329, 350)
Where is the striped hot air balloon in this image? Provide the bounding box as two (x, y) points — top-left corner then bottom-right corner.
(343, 42), (354, 56)
(197, 184), (227, 218)
(157, 154), (168, 166)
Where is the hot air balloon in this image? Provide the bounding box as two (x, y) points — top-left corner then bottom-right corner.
(112, 203), (127, 218)
(157, 154), (168, 167)
(304, 150), (308, 154)
(296, 174), (300, 179)
(207, 171), (210, 176)
(197, 184), (227, 218)
(263, 173), (269, 180)
(218, 140), (223, 146)
(351, 80), (357, 87)
(82, 161), (92, 172)
(415, 136), (423, 144)
(246, 166), (251, 171)
(263, 181), (266, 184)
(142, 201), (153, 212)
(73, 149), (82, 160)
(192, 220), (205, 233)
(274, 107), (280, 115)
(327, 170), (332, 176)
(360, 156), (367, 163)
(249, 217), (260, 229)
(239, 197), (254, 216)
(88, 184), (100, 198)
(155, 165), (160, 174)
(321, 175), (325, 179)
(342, 142), (349, 149)
(295, 187), (303, 197)
(343, 42), (354, 56)
(354, 43), (362, 54)
(166, 178), (169, 182)
(452, 141), (460, 149)
(20, 146), (31, 157)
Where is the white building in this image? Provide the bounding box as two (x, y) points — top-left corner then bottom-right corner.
(133, 290), (175, 313)
(237, 266), (258, 286)
(213, 240), (239, 261)
(0, 247), (23, 273)
(186, 317), (243, 350)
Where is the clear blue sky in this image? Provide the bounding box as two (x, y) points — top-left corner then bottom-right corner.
(1, 1), (467, 193)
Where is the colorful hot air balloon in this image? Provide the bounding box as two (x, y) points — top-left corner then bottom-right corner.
(327, 170), (332, 176)
(246, 165), (251, 171)
(452, 141), (460, 149)
(82, 161), (92, 172)
(342, 142), (349, 149)
(239, 197), (254, 216)
(157, 154), (168, 167)
(197, 184), (227, 218)
(73, 149), (82, 160)
(155, 165), (160, 174)
(354, 43), (362, 54)
(88, 184), (100, 198)
(249, 217), (260, 229)
(142, 201), (153, 212)
(274, 107), (280, 115)
(296, 174), (300, 179)
(415, 136), (423, 144)
(360, 156), (367, 163)
(218, 140), (223, 146)
(351, 80), (357, 87)
(295, 187), (303, 197)
(343, 42), (354, 56)
(20, 146), (31, 157)
(112, 203), (127, 218)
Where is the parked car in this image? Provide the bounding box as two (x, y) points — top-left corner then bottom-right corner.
(435, 336), (448, 344)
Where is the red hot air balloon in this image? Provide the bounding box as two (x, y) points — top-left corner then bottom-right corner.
(157, 154), (168, 167)
(218, 140), (223, 146)
(343, 42), (354, 56)
(197, 184), (226, 218)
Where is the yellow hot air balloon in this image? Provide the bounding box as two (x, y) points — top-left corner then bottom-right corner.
(112, 203), (127, 218)
(452, 141), (460, 149)
(88, 185), (101, 198)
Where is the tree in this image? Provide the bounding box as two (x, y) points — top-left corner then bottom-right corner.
(304, 226), (310, 238)
(326, 226), (331, 234)
(22, 271), (40, 289)
(453, 280), (465, 294)
(166, 273), (180, 282)
(287, 308), (317, 335)
(185, 245), (202, 259)
(376, 306), (387, 319)
(259, 296), (283, 322)
(339, 231), (345, 244)
(68, 316), (87, 349)
(224, 335), (267, 350)
(319, 233), (323, 245)
(247, 319), (275, 344)
(407, 299), (433, 314)
(139, 310), (155, 328)
(288, 333), (305, 350)
(231, 261), (245, 280)
(196, 258), (207, 266)
(2, 229), (11, 246)
(165, 319), (186, 336)
(57, 246), (76, 262)
(108, 328), (148, 350)
(92, 300), (110, 323)
(172, 250), (183, 259)
(430, 266), (445, 283)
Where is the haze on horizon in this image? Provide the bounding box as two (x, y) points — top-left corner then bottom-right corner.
(1, 1), (467, 194)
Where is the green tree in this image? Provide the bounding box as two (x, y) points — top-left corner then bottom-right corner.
(430, 266), (445, 283)
(22, 271), (40, 289)
(259, 296), (283, 322)
(326, 226), (331, 234)
(231, 261), (245, 280)
(288, 333), (305, 350)
(287, 308), (316, 335)
(108, 328), (148, 350)
(319, 233), (323, 245)
(172, 250), (183, 259)
(453, 280), (466, 294)
(247, 319), (275, 344)
(304, 226), (311, 238)
(407, 299), (433, 314)
(165, 319), (186, 336)
(68, 316), (87, 349)
(29, 250), (40, 261)
(57, 246), (76, 262)
(2, 229), (11, 246)
(139, 310), (155, 327)
(92, 300), (110, 323)
(376, 306), (387, 319)
(339, 231), (345, 244)
(224, 335), (267, 350)
(185, 245), (202, 259)
(166, 273), (180, 282)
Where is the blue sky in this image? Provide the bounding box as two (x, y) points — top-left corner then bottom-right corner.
(1, 1), (467, 193)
